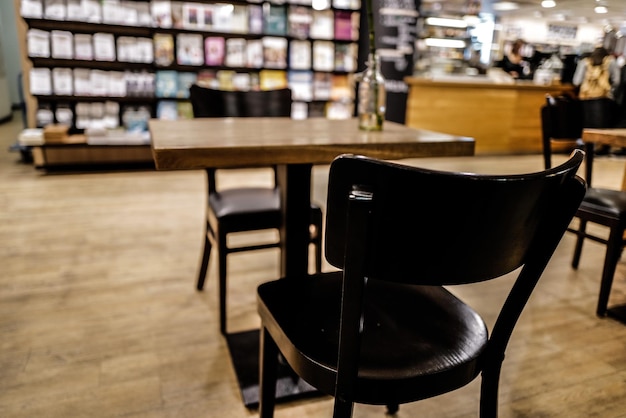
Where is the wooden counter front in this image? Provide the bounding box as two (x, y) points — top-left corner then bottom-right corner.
(404, 77), (575, 155)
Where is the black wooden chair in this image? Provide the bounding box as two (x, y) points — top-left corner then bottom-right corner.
(257, 152), (586, 418)
(541, 94), (626, 319)
(189, 84), (323, 335)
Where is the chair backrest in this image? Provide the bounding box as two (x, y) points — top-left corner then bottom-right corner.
(189, 84), (292, 118)
(541, 95), (585, 169)
(188, 85), (293, 191)
(323, 152), (585, 404)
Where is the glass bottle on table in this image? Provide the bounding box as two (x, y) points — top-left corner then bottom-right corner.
(357, 53), (386, 131)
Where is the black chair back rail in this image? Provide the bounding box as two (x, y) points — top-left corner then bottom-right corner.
(257, 151), (586, 417)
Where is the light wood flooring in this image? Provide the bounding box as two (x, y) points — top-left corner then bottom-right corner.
(1, 111), (626, 417)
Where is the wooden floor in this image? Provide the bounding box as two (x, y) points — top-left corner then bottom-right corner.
(1, 111), (626, 417)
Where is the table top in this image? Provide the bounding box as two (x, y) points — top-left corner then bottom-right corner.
(149, 118), (475, 170)
(583, 128), (626, 146)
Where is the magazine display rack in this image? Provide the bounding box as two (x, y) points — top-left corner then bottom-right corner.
(15, 0), (361, 168)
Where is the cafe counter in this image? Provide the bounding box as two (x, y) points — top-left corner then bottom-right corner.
(404, 76), (575, 154)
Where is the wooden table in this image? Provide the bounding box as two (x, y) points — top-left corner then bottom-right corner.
(149, 117), (475, 407)
(583, 128), (626, 189)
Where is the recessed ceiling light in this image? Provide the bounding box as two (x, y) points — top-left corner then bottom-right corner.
(595, 6), (608, 13)
(492, 2), (520, 11)
(541, 0), (556, 8)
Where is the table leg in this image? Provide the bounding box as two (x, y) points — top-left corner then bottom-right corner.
(226, 163), (320, 408)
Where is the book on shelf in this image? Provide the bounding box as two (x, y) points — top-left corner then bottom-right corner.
(291, 102), (308, 120)
(334, 42), (357, 72)
(107, 71), (127, 97)
(248, 4), (263, 34)
(204, 37), (225, 66)
(157, 100), (179, 120)
(182, 2), (203, 29)
(262, 36), (287, 69)
(232, 73), (252, 91)
(290, 0), (313, 5)
(44, 0), (67, 20)
(287, 6), (312, 39)
(27, 29), (50, 58)
(52, 68), (73, 95)
(330, 73), (354, 102)
(177, 72), (197, 98)
(326, 101), (353, 120)
(117, 36), (135, 62)
(29, 68), (52, 95)
(74, 33), (93, 60)
(289, 40), (311, 70)
(225, 38), (247, 68)
(176, 33), (204, 66)
(310, 9), (334, 40)
(136, 37), (154, 63)
(93, 32), (116, 61)
(313, 71), (332, 100)
(334, 10), (358, 41)
(288, 70), (313, 102)
(155, 70), (179, 98)
(51, 30), (73, 59)
(151, 0), (172, 28)
(259, 70), (287, 90)
(125, 1), (152, 27)
(312, 40), (334, 71)
(20, 0), (44, 19)
(153, 33), (175, 67)
(230, 4), (249, 34)
(263, 4), (287, 36)
(171, 2), (185, 29)
(307, 101), (327, 118)
(216, 70), (235, 90)
(246, 39), (264, 68)
(90, 69), (108, 96)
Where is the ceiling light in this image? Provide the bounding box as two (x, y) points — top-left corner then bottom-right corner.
(492, 2), (520, 11)
(541, 0), (556, 8)
(595, 6), (608, 13)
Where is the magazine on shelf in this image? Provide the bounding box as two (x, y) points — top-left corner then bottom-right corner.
(153, 33), (175, 67)
(136, 37), (154, 63)
(89, 69), (108, 96)
(230, 5), (249, 33)
(177, 101), (194, 119)
(289, 40), (311, 70)
(248, 4), (263, 34)
(82, 0), (102, 23)
(93, 32), (116, 61)
(217, 70), (235, 90)
(52, 68), (73, 95)
(263, 4), (287, 36)
(246, 39), (264, 68)
(232, 73), (252, 91)
(313, 71), (332, 100)
(307, 101), (327, 118)
(20, 0), (44, 19)
(171, 2), (185, 28)
(334, 42), (357, 72)
(107, 71), (127, 97)
(151, 0), (172, 27)
(334, 10), (357, 41)
(51, 30), (73, 60)
(155, 70), (179, 98)
(259, 70), (288, 90)
(291, 102), (307, 120)
(116, 37), (136, 62)
(332, 0), (360, 9)
(176, 33), (204, 66)
(312, 40), (334, 71)
(27, 29), (50, 58)
(287, 6), (312, 39)
(177, 72), (198, 98)
(197, 69), (219, 88)
(310, 9), (334, 39)
(74, 33), (93, 60)
(44, 0), (67, 20)
(182, 2), (202, 29)
(73, 68), (91, 96)
(330, 73), (354, 101)
(288, 70), (313, 101)
(262, 36), (287, 69)
(205, 37), (225, 66)
(66, 0), (84, 20)
(157, 100), (179, 120)
(127, 1), (152, 26)
(225, 38), (247, 68)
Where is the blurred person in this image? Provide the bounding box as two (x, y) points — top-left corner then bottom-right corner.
(500, 39), (530, 79)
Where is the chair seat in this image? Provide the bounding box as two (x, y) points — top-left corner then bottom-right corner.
(208, 187), (282, 232)
(258, 271), (488, 405)
(580, 188), (626, 219)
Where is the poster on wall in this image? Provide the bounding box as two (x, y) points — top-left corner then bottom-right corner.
(360, 0), (420, 124)
(547, 24), (578, 42)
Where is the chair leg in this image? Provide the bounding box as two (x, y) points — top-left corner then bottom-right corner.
(571, 219), (588, 269)
(386, 404), (399, 415)
(259, 327), (278, 418)
(196, 230), (212, 291)
(596, 228), (623, 317)
(332, 398), (354, 418)
(479, 362), (502, 418)
(314, 238), (322, 274)
(218, 233), (228, 335)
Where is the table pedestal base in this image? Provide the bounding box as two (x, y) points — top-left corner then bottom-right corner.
(225, 329), (322, 408)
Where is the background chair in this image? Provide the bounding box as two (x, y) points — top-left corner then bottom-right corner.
(189, 85), (323, 335)
(257, 152), (585, 418)
(541, 95), (626, 319)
